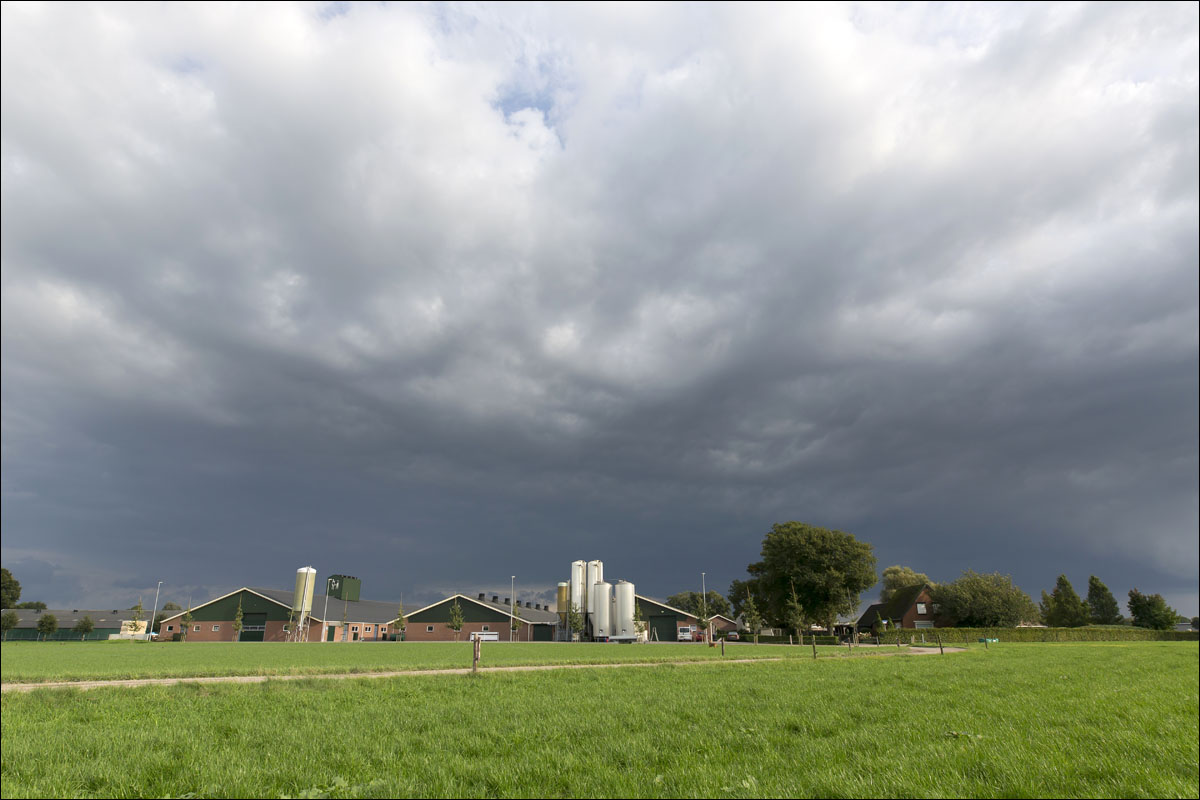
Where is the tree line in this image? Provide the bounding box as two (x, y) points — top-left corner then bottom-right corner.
(706, 521), (1190, 637)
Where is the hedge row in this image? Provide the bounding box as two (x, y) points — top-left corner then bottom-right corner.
(873, 626), (1198, 644)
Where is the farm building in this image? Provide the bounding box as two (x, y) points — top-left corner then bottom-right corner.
(156, 586), (404, 642)
(634, 595), (699, 641)
(405, 593), (559, 641)
(2, 608), (146, 640)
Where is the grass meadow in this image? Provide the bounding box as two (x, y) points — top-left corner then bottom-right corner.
(0, 640), (833, 683)
(1, 642), (1196, 798)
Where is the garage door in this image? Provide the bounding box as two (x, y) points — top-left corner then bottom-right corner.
(650, 617), (676, 643)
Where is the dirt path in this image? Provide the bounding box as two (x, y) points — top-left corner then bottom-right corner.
(1, 646), (964, 693)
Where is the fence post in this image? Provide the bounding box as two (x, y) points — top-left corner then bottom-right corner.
(937, 634), (944, 655)
(472, 637), (480, 673)
(721, 638), (725, 656)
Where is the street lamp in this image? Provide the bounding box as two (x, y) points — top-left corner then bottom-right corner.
(701, 572), (710, 643)
(148, 581), (163, 641)
(322, 577), (333, 644)
(510, 576), (516, 642)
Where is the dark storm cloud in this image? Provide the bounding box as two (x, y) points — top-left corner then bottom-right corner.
(2, 2), (1196, 614)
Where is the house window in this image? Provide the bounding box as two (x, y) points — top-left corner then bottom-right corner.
(426, 625), (434, 632)
(915, 620), (935, 629)
(482, 625), (489, 631)
(212, 625), (220, 631)
(166, 625), (174, 631)
(351, 625), (359, 631)
(365, 625), (373, 632)
(194, 625), (201, 632)
(916, 603), (927, 615)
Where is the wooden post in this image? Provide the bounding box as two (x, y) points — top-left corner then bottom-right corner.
(720, 638), (725, 656)
(937, 635), (944, 655)
(789, 634), (793, 646)
(472, 637), (480, 672)
(811, 635), (817, 660)
(984, 638), (989, 650)
(896, 633), (901, 648)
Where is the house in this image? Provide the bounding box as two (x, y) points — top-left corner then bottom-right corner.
(855, 584), (941, 631)
(710, 614), (738, 633)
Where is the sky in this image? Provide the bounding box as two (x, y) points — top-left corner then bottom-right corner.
(2, 2), (1197, 617)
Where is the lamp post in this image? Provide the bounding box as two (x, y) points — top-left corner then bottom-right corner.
(701, 572), (709, 642)
(148, 581), (162, 641)
(322, 577), (333, 644)
(510, 575), (516, 642)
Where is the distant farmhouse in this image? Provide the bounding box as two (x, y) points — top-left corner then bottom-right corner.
(2, 608), (147, 640)
(856, 584), (940, 631)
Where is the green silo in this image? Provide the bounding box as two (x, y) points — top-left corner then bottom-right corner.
(327, 575), (361, 602)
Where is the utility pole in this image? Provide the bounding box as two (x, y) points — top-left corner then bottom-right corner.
(148, 581), (162, 640)
(701, 572), (710, 642)
(510, 576), (515, 642)
(321, 577), (333, 643)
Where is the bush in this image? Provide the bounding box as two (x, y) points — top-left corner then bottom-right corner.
(875, 626), (1198, 644)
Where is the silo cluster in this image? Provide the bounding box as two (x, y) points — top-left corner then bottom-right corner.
(565, 559), (637, 641)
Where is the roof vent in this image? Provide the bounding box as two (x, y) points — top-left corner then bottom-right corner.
(492, 595), (499, 602)
(525, 601), (532, 608)
(478, 593), (485, 600)
(73, 609), (79, 613)
(503, 597), (509, 605)
(534, 603), (541, 610)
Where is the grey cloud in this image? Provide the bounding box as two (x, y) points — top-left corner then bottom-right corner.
(2, 2), (1196, 614)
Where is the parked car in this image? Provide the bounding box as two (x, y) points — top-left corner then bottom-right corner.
(677, 626), (694, 641)
(726, 631), (740, 641)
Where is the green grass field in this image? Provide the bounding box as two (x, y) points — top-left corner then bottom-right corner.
(1, 642), (1196, 799)
(0, 640), (843, 683)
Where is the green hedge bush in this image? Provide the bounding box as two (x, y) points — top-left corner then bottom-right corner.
(876, 626), (1198, 644)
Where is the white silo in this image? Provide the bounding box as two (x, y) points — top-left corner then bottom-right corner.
(585, 560), (603, 614)
(292, 566), (317, 642)
(570, 561), (586, 614)
(614, 580), (636, 637)
(592, 581), (613, 638)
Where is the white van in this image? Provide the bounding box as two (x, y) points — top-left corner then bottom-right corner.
(470, 631), (500, 642)
(677, 626), (694, 641)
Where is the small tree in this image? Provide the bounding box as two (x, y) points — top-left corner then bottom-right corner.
(74, 615), (95, 641)
(510, 601), (522, 640)
(633, 601), (647, 640)
(448, 600), (464, 642)
(1127, 588), (1177, 630)
(2, 610), (19, 640)
(128, 599), (145, 635)
(36, 613), (58, 640)
(395, 603), (406, 641)
(232, 598), (244, 642)
(784, 584), (806, 643)
(179, 607), (194, 642)
(567, 602), (584, 641)
(741, 593), (764, 644)
(879, 565), (934, 604)
(1086, 576), (1122, 625)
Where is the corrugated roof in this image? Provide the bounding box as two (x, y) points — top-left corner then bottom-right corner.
(248, 587), (404, 625)
(1, 609), (133, 628)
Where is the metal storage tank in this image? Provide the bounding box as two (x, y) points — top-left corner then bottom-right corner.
(585, 560), (603, 614)
(570, 561), (585, 615)
(614, 580), (636, 637)
(556, 582), (569, 618)
(293, 567), (317, 616)
(592, 581), (613, 638)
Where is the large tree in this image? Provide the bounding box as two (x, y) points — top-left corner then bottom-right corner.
(728, 575), (769, 622)
(1040, 575), (1090, 627)
(1127, 589), (1177, 631)
(1086, 576), (1122, 625)
(930, 570), (1038, 627)
(1, 567), (20, 609)
(749, 521), (877, 635)
(15, 601), (46, 610)
(878, 565), (933, 604)
(666, 591), (732, 619)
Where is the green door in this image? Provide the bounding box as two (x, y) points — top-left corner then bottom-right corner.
(327, 626), (336, 641)
(239, 630), (265, 642)
(650, 617), (676, 643)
